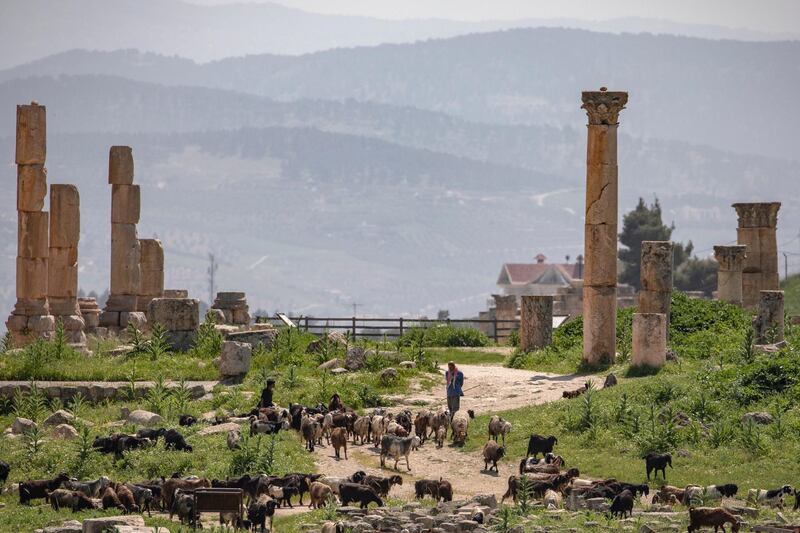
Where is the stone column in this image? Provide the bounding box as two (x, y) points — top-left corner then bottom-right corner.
(519, 295), (553, 351)
(713, 245), (747, 305)
(639, 241), (673, 325)
(492, 294), (518, 343)
(581, 88), (628, 365)
(733, 202), (780, 308)
(753, 290), (784, 344)
(631, 313), (667, 369)
(5, 103), (55, 347)
(138, 239), (164, 312)
(78, 297), (101, 335)
(100, 146), (145, 331)
(48, 184), (86, 346)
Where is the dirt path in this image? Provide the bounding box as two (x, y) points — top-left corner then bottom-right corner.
(312, 364), (597, 500)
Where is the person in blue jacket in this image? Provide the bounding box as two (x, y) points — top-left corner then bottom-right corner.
(445, 360), (464, 418)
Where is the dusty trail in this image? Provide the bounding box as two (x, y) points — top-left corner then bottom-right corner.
(311, 364), (597, 500)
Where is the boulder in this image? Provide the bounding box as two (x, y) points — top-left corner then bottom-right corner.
(126, 409), (163, 427)
(399, 360), (417, 369)
(206, 308), (226, 324)
(12, 417), (36, 435)
(114, 527), (166, 533)
(468, 494), (497, 510)
(43, 409), (75, 427)
(38, 520), (83, 533)
(120, 311), (147, 330)
(318, 358), (345, 370)
(741, 412), (773, 425)
(196, 421), (241, 437)
(226, 328), (277, 350)
(331, 368), (349, 375)
(52, 424), (79, 440)
(82, 516), (146, 533)
(380, 367), (398, 385)
(345, 347), (368, 371)
(217, 341), (252, 378)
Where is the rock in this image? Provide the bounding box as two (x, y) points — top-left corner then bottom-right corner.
(318, 358), (345, 370)
(126, 409), (163, 427)
(12, 417), (36, 435)
(39, 520), (83, 533)
(107, 345), (133, 357)
(82, 515), (146, 533)
(196, 421), (241, 437)
(741, 412), (773, 425)
(399, 360), (417, 369)
(639, 525), (656, 533)
(120, 311), (147, 330)
(666, 349), (678, 362)
(603, 373), (617, 388)
(468, 494), (497, 510)
(147, 298), (199, 331)
(115, 527), (166, 533)
(226, 328), (277, 350)
(724, 505), (758, 518)
(380, 367), (398, 385)
(677, 449), (692, 458)
(331, 368), (349, 375)
(52, 424), (79, 440)
(206, 308), (226, 324)
(217, 340), (253, 379)
(345, 346), (368, 371)
(43, 409), (75, 427)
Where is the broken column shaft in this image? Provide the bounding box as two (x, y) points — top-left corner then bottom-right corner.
(639, 241), (673, 325)
(733, 202), (780, 308)
(520, 295), (553, 351)
(581, 89), (628, 365)
(714, 245), (747, 305)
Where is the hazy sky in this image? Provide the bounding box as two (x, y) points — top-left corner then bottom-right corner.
(188, 0), (800, 34)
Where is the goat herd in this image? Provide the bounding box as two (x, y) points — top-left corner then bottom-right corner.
(2, 398), (799, 532)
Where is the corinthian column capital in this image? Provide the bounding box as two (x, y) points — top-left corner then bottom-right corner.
(582, 88), (628, 125)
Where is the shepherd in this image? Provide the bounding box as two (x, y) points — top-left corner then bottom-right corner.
(445, 361), (464, 419)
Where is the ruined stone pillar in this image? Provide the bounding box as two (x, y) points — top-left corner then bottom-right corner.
(100, 146), (145, 331)
(733, 202), (780, 308)
(639, 241), (673, 325)
(753, 290), (784, 344)
(581, 88), (628, 365)
(5, 103), (55, 346)
(492, 294), (518, 343)
(713, 245), (747, 305)
(138, 239), (164, 312)
(48, 184), (85, 346)
(631, 313), (667, 369)
(519, 295), (553, 351)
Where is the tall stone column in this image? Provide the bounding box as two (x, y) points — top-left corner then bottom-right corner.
(713, 245), (747, 305)
(581, 88), (628, 365)
(520, 295), (553, 351)
(753, 290), (784, 344)
(138, 239), (165, 312)
(48, 184), (86, 346)
(639, 241), (673, 325)
(100, 146), (145, 331)
(5, 103), (55, 347)
(733, 202), (780, 308)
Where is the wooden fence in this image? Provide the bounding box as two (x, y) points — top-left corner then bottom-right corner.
(253, 316), (520, 343)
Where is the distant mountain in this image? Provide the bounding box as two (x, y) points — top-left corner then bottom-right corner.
(2, 0), (796, 70)
(3, 27), (798, 161)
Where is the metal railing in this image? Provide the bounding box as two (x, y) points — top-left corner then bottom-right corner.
(253, 315), (520, 343)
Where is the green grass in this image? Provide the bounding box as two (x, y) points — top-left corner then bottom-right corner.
(783, 273), (800, 316)
(428, 348), (509, 366)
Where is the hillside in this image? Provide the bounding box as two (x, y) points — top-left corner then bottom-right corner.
(783, 274), (800, 316)
(3, 29), (799, 160)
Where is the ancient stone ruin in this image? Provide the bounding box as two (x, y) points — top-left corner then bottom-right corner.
(639, 241), (674, 325)
(519, 295), (553, 351)
(6, 103), (56, 347)
(753, 289), (785, 344)
(581, 88), (627, 365)
(733, 202), (781, 308)
(713, 245), (747, 306)
(210, 291), (251, 326)
(147, 297), (200, 350)
(632, 312), (667, 369)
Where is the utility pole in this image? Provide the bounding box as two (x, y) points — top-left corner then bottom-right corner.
(352, 303), (360, 316)
(784, 252), (789, 281)
(207, 253), (218, 305)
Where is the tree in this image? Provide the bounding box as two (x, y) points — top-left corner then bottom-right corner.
(675, 258), (718, 296)
(618, 198), (693, 289)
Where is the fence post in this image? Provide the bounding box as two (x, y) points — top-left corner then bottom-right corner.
(399, 317), (404, 337)
(352, 316), (357, 340)
(493, 317), (499, 343)
(304, 317), (309, 332)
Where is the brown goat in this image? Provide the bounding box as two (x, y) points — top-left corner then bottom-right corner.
(162, 477), (211, 510)
(687, 507), (740, 532)
(331, 427), (348, 460)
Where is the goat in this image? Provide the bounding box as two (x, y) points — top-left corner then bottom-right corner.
(178, 414), (197, 426)
(247, 495), (277, 532)
(101, 486), (126, 512)
(339, 482), (383, 509)
(0, 460), (9, 486)
(643, 452), (672, 480)
(363, 475), (403, 497)
(309, 481), (334, 509)
(331, 427), (348, 460)
(543, 488), (562, 510)
(19, 473), (70, 505)
(353, 415), (372, 445)
(301, 415), (320, 452)
(482, 440), (505, 472)
(414, 411), (430, 443)
(687, 506), (740, 532)
(164, 428), (192, 452)
(747, 485), (793, 509)
(414, 478), (452, 502)
(47, 489), (96, 512)
(488, 415), (512, 445)
(450, 410), (474, 446)
(161, 477), (210, 510)
(65, 475), (111, 498)
(608, 489), (634, 518)
(526, 434), (557, 458)
(380, 435), (419, 471)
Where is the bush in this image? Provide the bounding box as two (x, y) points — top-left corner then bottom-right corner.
(397, 325), (489, 347)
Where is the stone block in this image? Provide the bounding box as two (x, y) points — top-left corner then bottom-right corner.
(17, 164), (47, 211)
(632, 313), (667, 368)
(754, 290), (784, 344)
(99, 311), (120, 328)
(163, 289), (188, 298)
(582, 286), (617, 365)
(520, 295), (553, 351)
(105, 294), (138, 312)
(584, 164), (618, 225)
(108, 146), (134, 185)
(6, 313), (28, 331)
(120, 311), (147, 330)
(583, 224), (617, 286)
(110, 223), (141, 295)
(147, 298), (199, 331)
(139, 239), (164, 271)
(218, 341), (252, 378)
(111, 184), (141, 224)
(28, 314), (55, 332)
(640, 241), (673, 292)
(48, 247), (78, 298)
(165, 330), (196, 351)
(58, 315), (85, 332)
(49, 297), (80, 316)
(18, 211), (49, 258)
(12, 298), (49, 316)
(82, 515), (145, 533)
(586, 123), (618, 165)
(638, 289), (670, 316)
(216, 291), (246, 302)
(226, 328), (276, 350)
(232, 308), (250, 325)
(140, 270), (164, 298)
(16, 257), (49, 299)
(49, 184), (80, 247)
(16, 103), (46, 165)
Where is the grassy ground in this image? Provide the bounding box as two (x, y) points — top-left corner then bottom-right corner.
(782, 273), (800, 316)
(428, 347), (509, 366)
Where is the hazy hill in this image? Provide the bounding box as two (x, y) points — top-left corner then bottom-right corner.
(2, 0), (796, 70)
(3, 28), (798, 160)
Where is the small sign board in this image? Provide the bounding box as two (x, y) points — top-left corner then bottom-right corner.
(277, 313), (296, 328)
